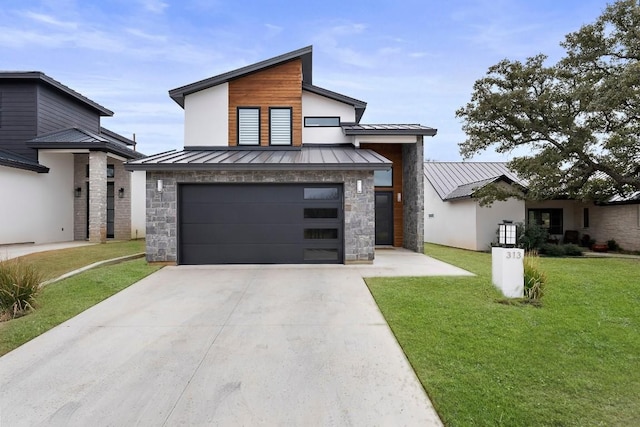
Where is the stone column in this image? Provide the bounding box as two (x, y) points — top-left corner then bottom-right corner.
(88, 151), (107, 243)
(402, 137), (425, 253)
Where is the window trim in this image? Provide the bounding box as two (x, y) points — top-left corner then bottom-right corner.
(304, 116), (341, 127)
(237, 106), (261, 146)
(269, 107), (293, 146)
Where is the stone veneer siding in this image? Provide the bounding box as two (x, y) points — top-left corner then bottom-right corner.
(402, 137), (425, 253)
(145, 170), (375, 263)
(88, 151), (107, 242)
(74, 153), (131, 241)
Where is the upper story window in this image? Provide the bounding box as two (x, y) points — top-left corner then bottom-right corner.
(237, 107), (260, 145)
(304, 117), (340, 127)
(270, 107), (292, 146)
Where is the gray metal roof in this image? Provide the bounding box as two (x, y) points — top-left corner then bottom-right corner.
(169, 46), (314, 108)
(343, 124), (437, 136)
(125, 146), (391, 171)
(0, 71), (113, 116)
(26, 128), (145, 160)
(424, 162), (525, 200)
(606, 191), (640, 204)
(302, 83), (367, 123)
(0, 148), (49, 173)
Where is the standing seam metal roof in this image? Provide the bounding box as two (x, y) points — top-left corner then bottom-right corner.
(26, 128), (144, 159)
(125, 146), (391, 171)
(424, 162), (524, 200)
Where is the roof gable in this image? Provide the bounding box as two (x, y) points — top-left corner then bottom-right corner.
(0, 72), (113, 116)
(424, 162), (525, 200)
(169, 46), (313, 108)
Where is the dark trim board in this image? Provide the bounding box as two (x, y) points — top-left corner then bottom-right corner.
(178, 183), (344, 264)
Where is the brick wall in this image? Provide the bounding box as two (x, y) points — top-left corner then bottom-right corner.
(113, 160), (131, 240)
(589, 204), (640, 251)
(145, 170), (375, 263)
(73, 154), (88, 240)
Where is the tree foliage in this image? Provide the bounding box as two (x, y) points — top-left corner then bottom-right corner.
(457, 0), (640, 201)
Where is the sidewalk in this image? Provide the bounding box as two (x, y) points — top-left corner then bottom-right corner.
(0, 242), (96, 260)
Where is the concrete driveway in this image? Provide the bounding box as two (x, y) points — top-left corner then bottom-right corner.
(0, 252), (466, 426)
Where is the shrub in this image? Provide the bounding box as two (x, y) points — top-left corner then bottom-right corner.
(563, 244), (584, 256)
(539, 243), (565, 257)
(607, 240), (620, 252)
(0, 259), (43, 320)
(523, 251), (546, 301)
(519, 223), (549, 250)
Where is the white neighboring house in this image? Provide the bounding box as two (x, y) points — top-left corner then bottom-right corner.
(424, 161), (640, 252)
(0, 72), (146, 246)
(424, 162), (525, 251)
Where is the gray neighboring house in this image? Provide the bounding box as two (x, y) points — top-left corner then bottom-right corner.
(126, 46), (437, 265)
(0, 72), (144, 245)
(424, 162), (640, 251)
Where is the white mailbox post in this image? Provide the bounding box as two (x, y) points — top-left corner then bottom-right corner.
(492, 221), (524, 298)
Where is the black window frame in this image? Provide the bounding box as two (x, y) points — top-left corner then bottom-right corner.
(269, 107), (293, 146)
(237, 106), (261, 146)
(528, 208), (563, 235)
(304, 116), (341, 127)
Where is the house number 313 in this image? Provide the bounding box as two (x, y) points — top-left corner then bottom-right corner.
(505, 251), (522, 259)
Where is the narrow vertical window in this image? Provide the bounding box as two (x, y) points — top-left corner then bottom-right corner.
(238, 107), (260, 145)
(269, 107), (292, 146)
(583, 208), (589, 228)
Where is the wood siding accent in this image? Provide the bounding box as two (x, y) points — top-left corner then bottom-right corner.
(37, 84), (101, 134)
(0, 83), (38, 160)
(228, 59), (302, 147)
(362, 143), (404, 247)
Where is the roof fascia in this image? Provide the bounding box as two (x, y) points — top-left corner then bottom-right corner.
(169, 46), (313, 108)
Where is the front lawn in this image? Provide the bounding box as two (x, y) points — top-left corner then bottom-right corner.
(367, 243), (640, 426)
(0, 259), (160, 356)
(14, 240), (145, 280)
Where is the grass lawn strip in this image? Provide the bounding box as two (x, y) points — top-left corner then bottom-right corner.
(367, 244), (640, 426)
(0, 259), (160, 357)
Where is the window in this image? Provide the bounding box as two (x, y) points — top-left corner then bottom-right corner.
(269, 107), (292, 145)
(85, 164), (115, 178)
(304, 228), (338, 239)
(583, 208), (589, 228)
(374, 168), (393, 187)
(304, 188), (339, 200)
(238, 107), (260, 145)
(528, 208), (563, 235)
(304, 117), (340, 127)
(304, 208), (338, 219)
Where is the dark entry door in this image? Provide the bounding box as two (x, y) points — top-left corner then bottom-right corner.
(178, 184), (343, 264)
(375, 191), (393, 245)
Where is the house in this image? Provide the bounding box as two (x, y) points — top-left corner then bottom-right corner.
(424, 162), (640, 251)
(0, 72), (145, 246)
(126, 46), (437, 264)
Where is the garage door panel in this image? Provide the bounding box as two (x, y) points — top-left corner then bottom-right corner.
(179, 184), (343, 264)
(180, 203), (303, 224)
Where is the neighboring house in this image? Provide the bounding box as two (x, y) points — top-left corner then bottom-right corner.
(126, 46), (437, 264)
(424, 162), (640, 251)
(0, 72), (145, 246)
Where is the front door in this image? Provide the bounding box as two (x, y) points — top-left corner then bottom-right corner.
(375, 191), (393, 245)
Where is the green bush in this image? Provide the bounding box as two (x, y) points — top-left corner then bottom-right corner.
(607, 240), (620, 251)
(0, 259), (43, 320)
(523, 251), (546, 301)
(519, 223), (549, 250)
(539, 244), (584, 257)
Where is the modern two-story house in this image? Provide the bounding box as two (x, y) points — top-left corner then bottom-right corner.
(0, 72), (145, 246)
(127, 46), (437, 264)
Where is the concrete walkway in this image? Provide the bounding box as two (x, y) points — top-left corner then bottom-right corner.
(0, 241), (95, 260)
(0, 249), (469, 426)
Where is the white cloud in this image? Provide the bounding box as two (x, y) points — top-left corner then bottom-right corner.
(21, 11), (78, 29)
(139, 0), (168, 14)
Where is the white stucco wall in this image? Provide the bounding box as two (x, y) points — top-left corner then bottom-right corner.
(130, 170), (146, 239)
(184, 83), (229, 147)
(0, 152), (74, 245)
(301, 91), (355, 144)
(476, 199), (525, 251)
(424, 181), (478, 250)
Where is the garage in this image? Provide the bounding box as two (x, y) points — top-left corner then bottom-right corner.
(179, 183), (343, 264)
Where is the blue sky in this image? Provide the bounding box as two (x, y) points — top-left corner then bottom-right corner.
(2, 0), (610, 160)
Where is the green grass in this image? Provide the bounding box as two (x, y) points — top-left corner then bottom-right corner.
(367, 243), (640, 426)
(12, 240), (145, 280)
(0, 259), (160, 356)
